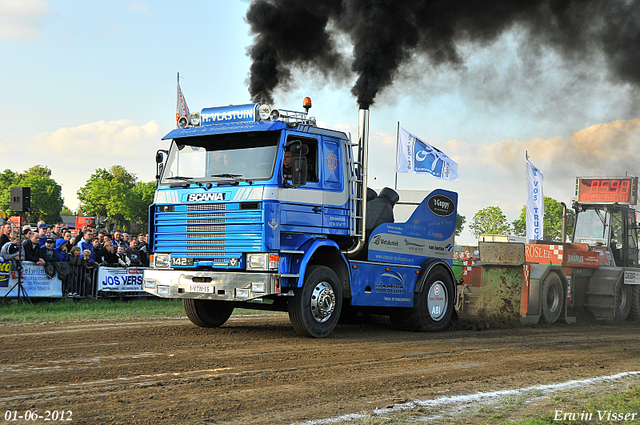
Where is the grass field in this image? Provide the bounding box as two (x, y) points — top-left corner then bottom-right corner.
(0, 298), (187, 324)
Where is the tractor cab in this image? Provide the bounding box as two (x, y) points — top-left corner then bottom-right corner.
(572, 176), (639, 268)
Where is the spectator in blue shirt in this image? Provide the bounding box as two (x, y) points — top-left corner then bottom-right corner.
(77, 228), (95, 262)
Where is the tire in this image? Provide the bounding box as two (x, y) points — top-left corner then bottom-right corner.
(183, 299), (234, 328)
(288, 265), (342, 338)
(540, 272), (563, 324)
(390, 267), (454, 332)
(615, 283), (632, 321)
(627, 285), (640, 321)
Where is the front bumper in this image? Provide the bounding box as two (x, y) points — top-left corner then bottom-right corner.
(142, 269), (279, 301)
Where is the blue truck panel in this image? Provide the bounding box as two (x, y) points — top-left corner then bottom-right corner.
(349, 261), (419, 307)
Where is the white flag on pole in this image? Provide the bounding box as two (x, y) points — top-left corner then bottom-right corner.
(396, 127), (458, 181)
(176, 74), (190, 127)
(526, 155), (544, 243)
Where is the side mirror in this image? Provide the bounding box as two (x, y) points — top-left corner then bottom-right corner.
(155, 150), (168, 182)
(286, 141), (309, 187)
(291, 156), (308, 187)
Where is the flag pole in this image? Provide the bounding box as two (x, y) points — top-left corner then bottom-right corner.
(394, 121), (400, 191)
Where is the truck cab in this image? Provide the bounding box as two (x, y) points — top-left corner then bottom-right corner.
(143, 102), (458, 337)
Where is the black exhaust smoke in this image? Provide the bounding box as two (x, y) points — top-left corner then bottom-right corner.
(246, 0), (640, 109)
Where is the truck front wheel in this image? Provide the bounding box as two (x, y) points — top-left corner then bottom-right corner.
(391, 267), (454, 332)
(183, 299), (234, 328)
(288, 265), (342, 338)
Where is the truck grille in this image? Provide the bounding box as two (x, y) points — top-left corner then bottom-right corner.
(153, 202), (264, 266)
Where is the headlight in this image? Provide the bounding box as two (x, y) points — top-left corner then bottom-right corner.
(154, 253), (171, 269)
(246, 253), (279, 271)
(258, 104), (271, 121)
(190, 112), (201, 126)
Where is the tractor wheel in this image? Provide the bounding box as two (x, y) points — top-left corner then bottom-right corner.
(288, 265), (342, 338)
(615, 283), (632, 321)
(390, 267), (454, 332)
(628, 286), (640, 321)
(540, 272), (563, 324)
(183, 299), (234, 328)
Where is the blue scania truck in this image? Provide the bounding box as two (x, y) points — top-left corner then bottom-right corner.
(142, 100), (458, 337)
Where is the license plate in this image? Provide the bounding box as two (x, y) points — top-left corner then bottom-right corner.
(172, 257), (194, 266)
(188, 284), (213, 293)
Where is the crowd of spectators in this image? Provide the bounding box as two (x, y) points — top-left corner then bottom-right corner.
(0, 221), (149, 297)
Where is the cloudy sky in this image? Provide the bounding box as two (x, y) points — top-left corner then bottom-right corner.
(1, 0), (639, 244)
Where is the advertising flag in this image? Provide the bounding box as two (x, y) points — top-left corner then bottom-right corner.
(526, 155), (544, 243)
(397, 127), (458, 181)
(176, 73), (190, 127)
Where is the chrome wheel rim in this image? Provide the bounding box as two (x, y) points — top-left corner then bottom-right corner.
(310, 281), (335, 323)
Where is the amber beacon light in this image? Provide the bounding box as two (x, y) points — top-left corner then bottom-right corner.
(303, 97), (312, 113)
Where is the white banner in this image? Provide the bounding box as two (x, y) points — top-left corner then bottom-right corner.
(397, 127), (458, 181)
(176, 75), (190, 125)
(0, 262), (63, 298)
(97, 267), (145, 292)
(526, 156), (544, 243)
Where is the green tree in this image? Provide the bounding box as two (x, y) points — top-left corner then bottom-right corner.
(0, 166), (63, 223)
(130, 181), (156, 230)
(512, 196), (574, 242)
(455, 213), (466, 237)
(78, 166), (154, 232)
(469, 206), (511, 237)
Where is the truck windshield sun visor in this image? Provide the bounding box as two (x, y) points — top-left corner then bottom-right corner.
(160, 131), (281, 185)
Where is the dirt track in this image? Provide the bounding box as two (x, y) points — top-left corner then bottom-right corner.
(1, 314), (639, 424)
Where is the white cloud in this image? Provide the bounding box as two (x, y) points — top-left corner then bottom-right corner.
(18, 119), (163, 211)
(30, 119), (160, 160)
(0, 0), (52, 39)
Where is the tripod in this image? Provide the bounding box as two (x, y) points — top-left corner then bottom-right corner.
(2, 215), (31, 304)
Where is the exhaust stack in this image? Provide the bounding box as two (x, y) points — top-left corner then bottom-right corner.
(346, 109), (370, 258)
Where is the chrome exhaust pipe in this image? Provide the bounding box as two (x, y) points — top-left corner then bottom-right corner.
(345, 109), (369, 258)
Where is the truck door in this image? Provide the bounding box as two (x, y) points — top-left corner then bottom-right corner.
(321, 138), (349, 234)
(279, 135), (323, 233)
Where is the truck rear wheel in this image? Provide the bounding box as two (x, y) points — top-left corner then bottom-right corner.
(390, 267), (454, 332)
(288, 265), (342, 338)
(627, 286), (640, 321)
(541, 272), (563, 324)
(183, 299), (234, 328)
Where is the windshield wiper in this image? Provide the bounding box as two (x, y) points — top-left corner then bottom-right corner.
(211, 174), (243, 178)
(165, 176), (194, 182)
(210, 173), (246, 186)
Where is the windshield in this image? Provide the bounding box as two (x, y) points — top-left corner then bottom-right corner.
(573, 208), (611, 245)
(161, 131), (280, 184)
